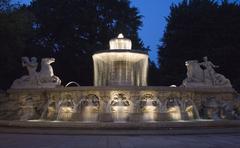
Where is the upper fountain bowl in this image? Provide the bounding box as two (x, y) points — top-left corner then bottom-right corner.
(92, 33), (149, 86)
(109, 33), (132, 50)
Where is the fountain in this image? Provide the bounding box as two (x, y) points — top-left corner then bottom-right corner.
(92, 34), (148, 86)
(0, 33), (239, 128)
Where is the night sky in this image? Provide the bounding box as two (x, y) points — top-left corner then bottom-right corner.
(13, 0), (184, 64)
(131, 0), (182, 64)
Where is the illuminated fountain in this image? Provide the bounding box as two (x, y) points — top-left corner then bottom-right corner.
(0, 33), (239, 127)
(93, 34), (148, 86)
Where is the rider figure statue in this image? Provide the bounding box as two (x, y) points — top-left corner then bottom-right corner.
(22, 57), (38, 76)
(199, 56), (219, 85)
(22, 57), (39, 84)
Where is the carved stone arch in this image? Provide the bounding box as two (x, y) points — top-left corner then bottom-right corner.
(164, 96), (183, 120)
(140, 94), (160, 121)
(140, 94), (160, 109)
(85, 94), (100, 107)
(108, 93), (132, 122)
(79, 94), (100, 122)
(18, 95), (35, 121)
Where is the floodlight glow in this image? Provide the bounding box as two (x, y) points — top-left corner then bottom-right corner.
(109, 33), (132, 50)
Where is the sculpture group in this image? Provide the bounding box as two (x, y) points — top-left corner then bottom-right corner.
(182, 57), (232, 88)
(0, 34), (239, 123)
(11, 56), (232, 89)
(11, 57), (61, 89)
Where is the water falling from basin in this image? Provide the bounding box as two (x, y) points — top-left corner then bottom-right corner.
(81, 94), (100, 122)
(142, 99), (157, 122)
(82, 104), (99, 122)
(110, 93), (131, 122)
(65, 81), (80, 87)
(92, 34), (148, 86)
(57, 106), (74, 121)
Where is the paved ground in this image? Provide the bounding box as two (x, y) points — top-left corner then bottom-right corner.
(0, 133), (240, 148)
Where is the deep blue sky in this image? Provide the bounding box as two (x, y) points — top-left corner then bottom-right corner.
(131, 0), (182, 64)
(13, 0), (185, 64)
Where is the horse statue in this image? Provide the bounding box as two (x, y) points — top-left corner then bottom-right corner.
(38, 58), (61, 85)
(11, 57), (61, 89)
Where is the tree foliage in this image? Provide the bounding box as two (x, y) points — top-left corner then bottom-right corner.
(0, 0), (145, 89)
(0, 1), (35, 89)
(158, 0), (240, 89)
(30, 0), (144, 86)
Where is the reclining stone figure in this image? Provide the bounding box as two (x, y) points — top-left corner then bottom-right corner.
(182, 56), (232, 88)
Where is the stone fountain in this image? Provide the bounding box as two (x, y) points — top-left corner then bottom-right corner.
(93, 33), (148, 86)
(0, 34), (239, 125)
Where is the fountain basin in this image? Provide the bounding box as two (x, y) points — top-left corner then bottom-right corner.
(1, 86), (238, 122)
(93, 50), (148, 86)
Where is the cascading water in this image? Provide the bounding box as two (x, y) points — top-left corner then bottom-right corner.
(20, 98), (35, 121)
(34, 34), (202, 123)
(65, 81), (80, 87)
(82, 100), (99, 122)
(110, 94), (131, 122)
(92, 34), (148, 86)
(142, 99), (157, 122)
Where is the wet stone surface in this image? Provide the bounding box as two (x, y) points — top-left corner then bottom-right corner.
(0, 133), (240, 148)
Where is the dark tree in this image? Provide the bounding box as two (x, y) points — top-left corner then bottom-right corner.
(0, 1), (35, 89)
(158, 0), (240, 90)
(148, 61), (159, 86)
(30, 0), (144, 86)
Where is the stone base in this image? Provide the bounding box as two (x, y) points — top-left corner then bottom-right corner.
(156, 113), (171, 121)
(98, 113), (113, 122)
(181, 112), (190, 120)
(128, 113), (142, 122)
(1, 86), (239, 121)
(1, 120), (240, 135)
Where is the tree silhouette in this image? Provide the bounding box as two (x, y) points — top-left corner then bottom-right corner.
(158, 0), (240, 90)
(0, 0), (145, 89)
(0, 1), (35, 89)
(30, 0), (144, 86)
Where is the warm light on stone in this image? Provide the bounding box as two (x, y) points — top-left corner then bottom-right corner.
(168, 106), (182, 121)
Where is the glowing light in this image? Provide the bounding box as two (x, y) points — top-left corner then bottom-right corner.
(47, 107), (56, 119)
(27, 120), (42, 122)
(118, 33), (124, 38)
(112, 106), (129, 122)
(57, 107), (74, 121)
(82, 106), (99, 122)
(52, 120), (61, 122)
(142, 106), (157, 122)
(93, 52), (148, 86)
(186, 106), (194, 119)
(168, 106), (181, 120)
(109, 33), (132, 50)
(93, 33), (148, 86)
